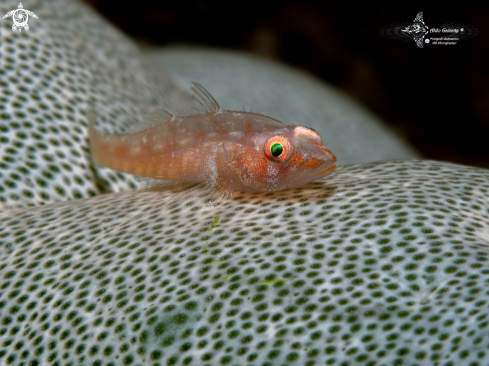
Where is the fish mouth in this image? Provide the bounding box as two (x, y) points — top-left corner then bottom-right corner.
(286, 148), (337, 190)
(314, 163), (336, 176)
(313, 150), (337, 177)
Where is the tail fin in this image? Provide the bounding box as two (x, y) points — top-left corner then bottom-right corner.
(86, 106), (105, 166)
(87, 106), (105, 142)
(87, 106), (97, 135)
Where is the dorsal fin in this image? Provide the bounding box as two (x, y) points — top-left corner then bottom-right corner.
(125, 109), (174, 133)
(191, 82), (220, 113)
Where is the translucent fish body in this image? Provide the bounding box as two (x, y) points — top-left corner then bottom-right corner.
(89, 86), (336, 200)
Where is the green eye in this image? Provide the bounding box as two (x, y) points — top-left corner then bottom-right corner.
(264, 136), (292, 163)
(270, 143), (283, 157)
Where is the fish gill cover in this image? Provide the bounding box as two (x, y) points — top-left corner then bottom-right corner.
(2, 1), (489, 366)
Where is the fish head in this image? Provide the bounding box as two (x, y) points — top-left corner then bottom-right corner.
(230, 124), (336, 192)
(284, 125), (337, 189)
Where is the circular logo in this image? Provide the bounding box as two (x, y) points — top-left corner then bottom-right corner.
(12, 9), (28, 28)
(425, 39), (430, 43)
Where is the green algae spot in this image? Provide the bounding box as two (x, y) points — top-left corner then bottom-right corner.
(201, 241), (209, 255)
(207, 215), (220, 231)
(259, 279), (288, 285)
(201, 216), (221, 258)
(198, 216), (224, 264)
(201, 243), (222, 262)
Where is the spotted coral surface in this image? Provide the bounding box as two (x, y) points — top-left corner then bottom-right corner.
(1, 160), (489, 366)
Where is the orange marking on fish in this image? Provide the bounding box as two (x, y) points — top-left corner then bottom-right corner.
(288, 152), (323, 171)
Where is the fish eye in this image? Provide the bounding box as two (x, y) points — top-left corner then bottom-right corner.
(264, 135), (293, 163)
(270, 143), (283, 157)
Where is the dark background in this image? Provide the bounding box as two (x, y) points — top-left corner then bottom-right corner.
(81, 2), (489, 168)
